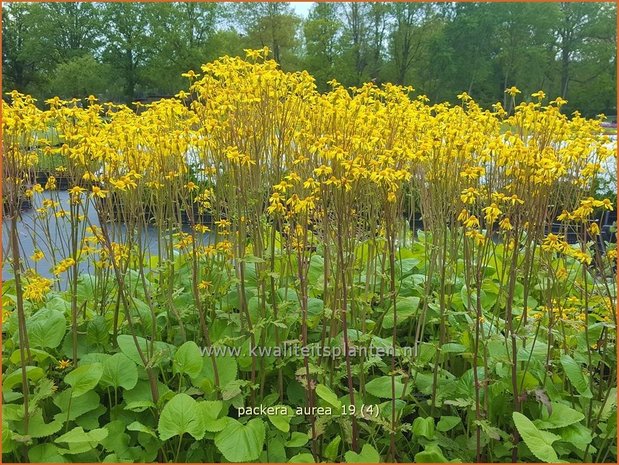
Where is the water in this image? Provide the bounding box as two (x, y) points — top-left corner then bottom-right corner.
(2, 191), (214, 287)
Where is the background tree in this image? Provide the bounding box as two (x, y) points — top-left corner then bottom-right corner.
(234, 2), (301, 68)
(303, 2), (341, 91)
(1, 1), (615, 117)
(101, 2), (152, 101)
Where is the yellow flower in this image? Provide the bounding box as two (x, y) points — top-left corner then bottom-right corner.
(505, 86), (521, 96)
(23, 275), (53, 302)
(68, 185), (86, 202)
(457, 209), (469, 223)
(542, 233), (568, 253)
(45, 176), (57, 190)
(31, 249), (45, 262)
(215, 219), (231, 229)
(588, 222), (600, 236)
(181, 70), (199, 79)
(194, 224), (210, 234)
(499, 217), (513, 231)
(53, 257), (76, 275)
(571, 250), (592, 265)
(57, 359), (72, 370)
(90, 186), (108, 199)
(483, 203), (502, 224)
(460, 188), (479, 205)
(463, 215), (480, 229)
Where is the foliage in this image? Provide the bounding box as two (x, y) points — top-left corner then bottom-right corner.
(1, 50), (616, 463)
(1, 2), (616, 116)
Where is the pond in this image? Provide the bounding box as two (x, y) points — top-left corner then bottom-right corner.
(2, 191), (214, 286)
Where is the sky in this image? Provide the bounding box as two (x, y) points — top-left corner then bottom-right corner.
(289, 1), (313, 18)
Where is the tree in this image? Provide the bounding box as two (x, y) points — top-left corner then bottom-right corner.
(337, 2), (371, 86)
(366, 2), (390, 82)
(2, 3), (47, 93)
(143, 2), (220, 94)
(554, 2), (616, 114)
(100, 3), (154, 101)
(388, 3), (443, 86)
(32, 2), (101, 62)
(491, 3), (559, 106)
(49, 55), (112, 100)
(234, 2), (301, 67)
(303, 2), (341, 91)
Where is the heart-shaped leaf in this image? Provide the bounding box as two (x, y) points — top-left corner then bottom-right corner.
(65, 363), (103, 398)
(215, 418), (265, 462)
(345, 444), (380, 463)
(26, 308), (66, 349)
(100, 353), (138, 390)
(173, 341), (203, 378)
(365, 375), (407, 399)
(158, 393), (205, 441)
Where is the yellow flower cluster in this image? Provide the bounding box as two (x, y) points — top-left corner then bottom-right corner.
(52, 258), (76, 275)
(23, 273), (53, 302)
(2, 53), (613, 264)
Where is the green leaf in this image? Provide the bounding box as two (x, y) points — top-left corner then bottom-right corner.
(53, 390), (100, 420)
(414, 445), (448, 463)
(412, 417), (435, 439)
(192, 355), (237, 394)
(557, 423), (593, 451)
(2, 420), (14, 454)
(197, 400), (228, 432)
(315, 384), (341, 410)
(267, 405), (294, 433)
(100, 353), (138, 390)
(27, 307), (66, 349)
(534, 402), (585, 429)
(100, 420), (131, 456)
(65, 363), (103, 397)
(513, 412), (560, 463)
(383, 296), (420, 329)
(560, 355), (593, 398)
(345, 444), (380, 463)
(28, 444), (67, 462)
(116, 335), (148, 367)
(3, 366), (45, 391)
(441, 343), (466, 354)
(9, 348), (53, 365)
(158, 393), (205, 441)
(215, 418), (265, 462)
(22, 410), (63, 438)
(365, 375), (407, 399)
(173, 341), (203, 378)
(86, 315), (109, 347)
(55, 426), (108, 446)
(286, 431), (309, 448)
(437, 415), (461, 432)
(324, 435), (341, 461)
(267, 433), (287, 463)
(288, 452), (315, 463)
(127, 421), (158, 438)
